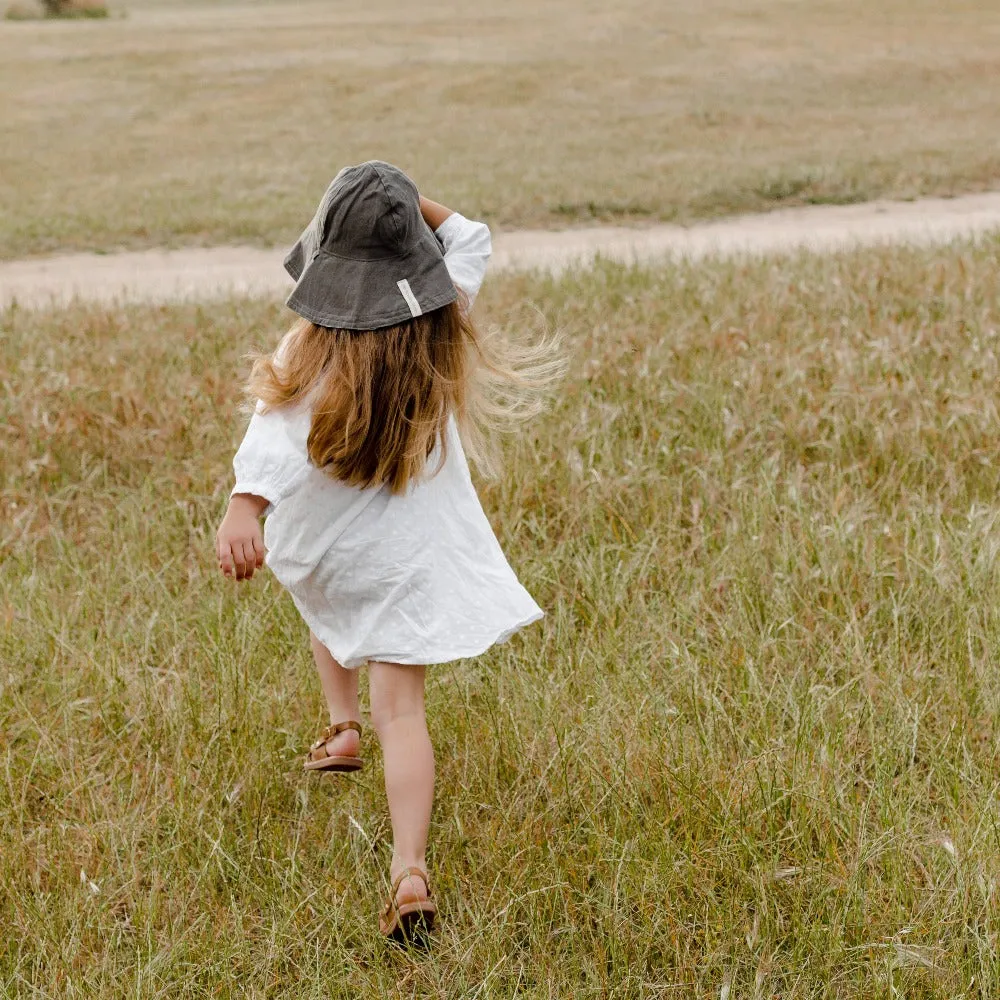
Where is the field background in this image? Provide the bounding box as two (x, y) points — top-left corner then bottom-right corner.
(6, 0), (1000, 995)
(2, 0), (1000, 258)
(5, 240), (1000, 996)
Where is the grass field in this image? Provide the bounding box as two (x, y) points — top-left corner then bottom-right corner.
(2, 0), (1000, 259)
(4, 239), (1000, 996)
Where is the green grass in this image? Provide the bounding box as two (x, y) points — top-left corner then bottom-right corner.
(2, 0), (1000, 258)
(4, 240), (1000, 995)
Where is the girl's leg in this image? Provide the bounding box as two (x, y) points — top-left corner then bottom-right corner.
(368, 661), (433, 904)
(310, 631), (360, 757)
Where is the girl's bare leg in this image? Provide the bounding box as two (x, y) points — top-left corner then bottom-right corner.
(310, 631), (360, 757)
(368, 661), (433, 905)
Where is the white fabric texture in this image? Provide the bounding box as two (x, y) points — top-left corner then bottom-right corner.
(232, 213), (543, 668)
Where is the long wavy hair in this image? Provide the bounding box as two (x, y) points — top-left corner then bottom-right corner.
(246, 298), (561, 494)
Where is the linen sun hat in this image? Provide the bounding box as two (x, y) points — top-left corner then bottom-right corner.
(283, 161), (458, 331)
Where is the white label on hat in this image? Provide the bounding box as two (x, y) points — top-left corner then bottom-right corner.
(397, 279), (422, 318)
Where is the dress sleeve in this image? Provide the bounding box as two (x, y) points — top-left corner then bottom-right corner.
(231, 401), (311, 510)
(435, 213), (492, 307)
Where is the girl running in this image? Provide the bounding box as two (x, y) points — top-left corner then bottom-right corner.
(215, 161), (557, 940)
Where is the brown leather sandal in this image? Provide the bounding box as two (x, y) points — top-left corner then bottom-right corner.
(379, 867), (437, 941)
(303, 720), (363, 772)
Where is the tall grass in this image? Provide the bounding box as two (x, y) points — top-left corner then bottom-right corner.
(3, 240), (1000, 996)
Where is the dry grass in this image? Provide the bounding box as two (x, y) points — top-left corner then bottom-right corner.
(4, 239), (1000, 995)
(2, 0), (1000, 259)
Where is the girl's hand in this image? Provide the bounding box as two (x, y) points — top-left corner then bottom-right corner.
(216, 493), (268, 581)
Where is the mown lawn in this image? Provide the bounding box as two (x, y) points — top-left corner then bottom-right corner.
(2, 0), (1000, 257)
(3, 240), (1000, 996)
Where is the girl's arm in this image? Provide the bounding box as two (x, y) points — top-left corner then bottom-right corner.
(419, 195), (454, 230)
(217, 401), (310, 581)
(420, 195), (492, 305)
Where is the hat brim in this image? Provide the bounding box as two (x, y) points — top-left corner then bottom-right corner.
(284, 226), (458, 331)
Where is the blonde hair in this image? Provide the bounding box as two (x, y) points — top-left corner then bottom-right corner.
(247, 299), (562, 494)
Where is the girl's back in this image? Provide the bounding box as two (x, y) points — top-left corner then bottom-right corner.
(231, 211), (542, 668)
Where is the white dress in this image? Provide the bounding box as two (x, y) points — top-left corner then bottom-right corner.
(232, 213), (543, 668)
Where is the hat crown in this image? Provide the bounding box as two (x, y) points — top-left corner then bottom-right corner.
(317, 161), (419, 262)
(283, 160), (458, 330)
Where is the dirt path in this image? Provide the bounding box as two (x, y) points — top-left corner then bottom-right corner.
(3, 192), (1000, 311)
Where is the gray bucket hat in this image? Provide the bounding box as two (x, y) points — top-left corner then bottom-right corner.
(283, 161), (458, 330)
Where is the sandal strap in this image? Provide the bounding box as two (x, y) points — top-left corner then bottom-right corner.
(310, 719), (362, 751)
(389, 866), (431, 899)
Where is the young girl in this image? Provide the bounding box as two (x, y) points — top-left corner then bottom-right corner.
(215, 161), (555, 941)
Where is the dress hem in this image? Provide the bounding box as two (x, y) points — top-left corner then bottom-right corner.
(304, 610), (544, 670)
